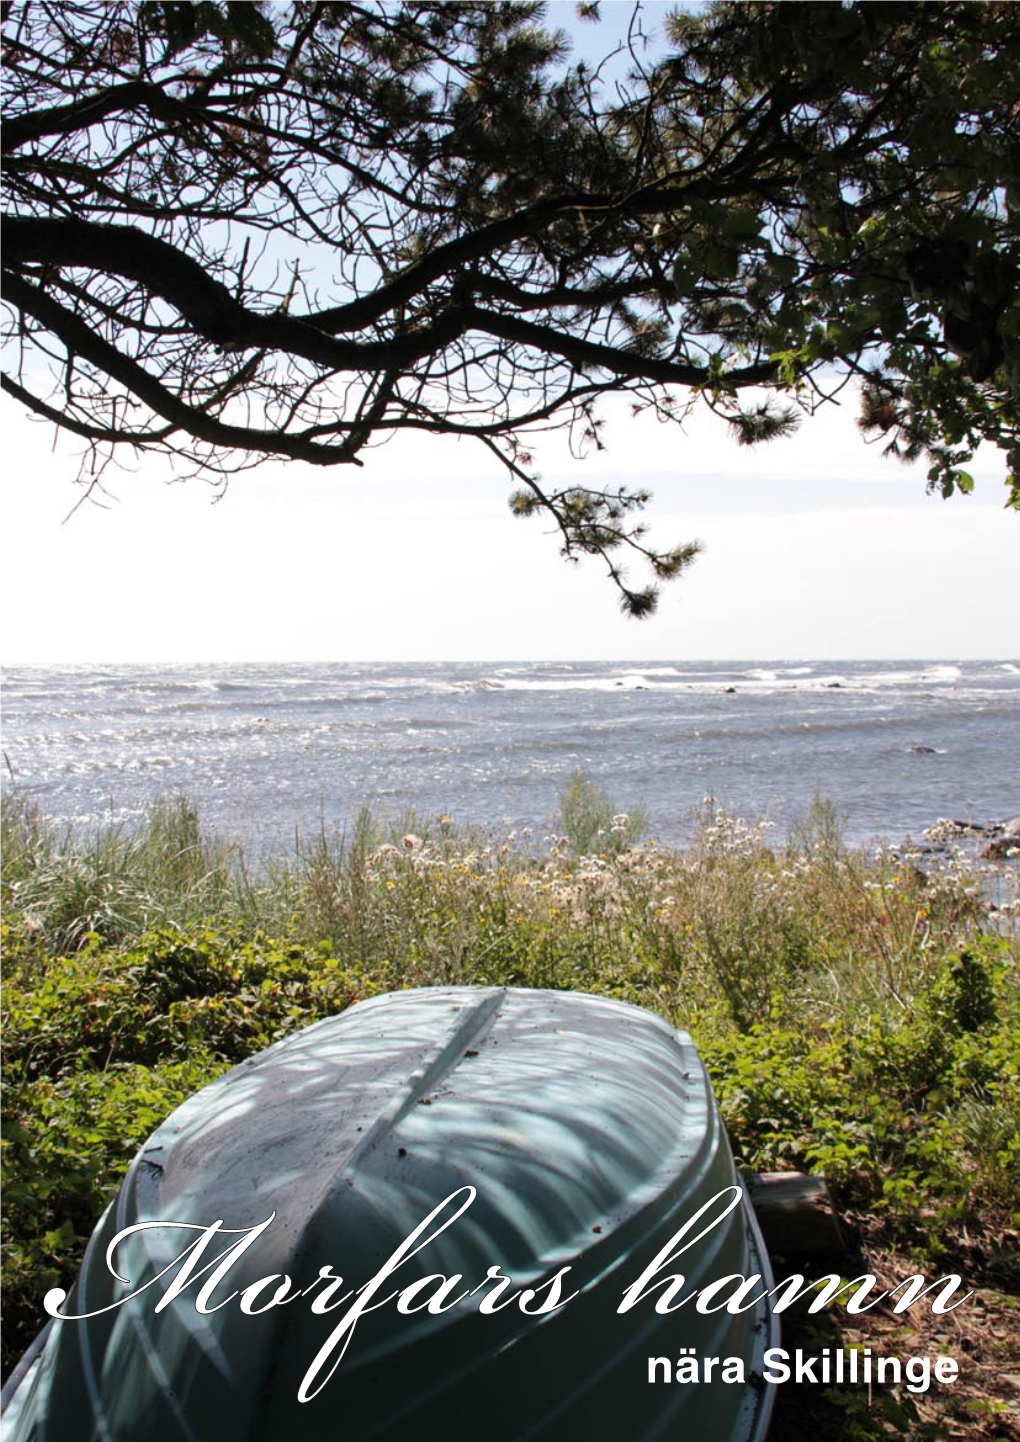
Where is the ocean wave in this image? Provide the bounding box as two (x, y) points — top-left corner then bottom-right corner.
(4, 661), (1016, 851)
(474, 670), (975, 696)
(478, 674), (664, 692)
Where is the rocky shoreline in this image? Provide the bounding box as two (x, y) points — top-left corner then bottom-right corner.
(922, 813), (1020, 860)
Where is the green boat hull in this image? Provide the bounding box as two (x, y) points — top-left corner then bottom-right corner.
(4, 987), (776, 1440)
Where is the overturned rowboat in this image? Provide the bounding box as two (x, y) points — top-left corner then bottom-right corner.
(3, 987), (777, 1441)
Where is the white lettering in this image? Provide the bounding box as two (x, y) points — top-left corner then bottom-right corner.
(617, 1186), (744, 1314)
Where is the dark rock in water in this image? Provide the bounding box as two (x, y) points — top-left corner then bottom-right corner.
(825, 682), (843, 688)
(922, 817), (989, 844)
(983, 832), (1020, 860)
(908, 745), (937, 754)
(979, 815), (1020, 858)
(724, 686), (737, 694)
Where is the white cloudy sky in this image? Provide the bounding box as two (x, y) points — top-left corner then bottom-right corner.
(0, 387), (1014, 662)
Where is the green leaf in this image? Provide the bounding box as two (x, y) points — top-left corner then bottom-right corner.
(702, 241), (740, 281)
(722, 209), (763, 243)
(768, 252), (799, 284)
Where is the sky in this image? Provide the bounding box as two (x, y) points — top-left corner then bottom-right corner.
(1, 388), (1014, 662)
(1, 2), (1015, 665)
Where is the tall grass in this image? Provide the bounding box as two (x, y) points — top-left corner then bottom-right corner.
(1, 795), (237, 957)
(2, 790), (1012, 1020)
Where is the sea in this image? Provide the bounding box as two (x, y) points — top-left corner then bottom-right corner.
(1, 660), (1018, 856)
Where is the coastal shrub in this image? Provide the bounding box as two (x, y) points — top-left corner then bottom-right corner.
(700, 937), (1020, 1228)
(556, 768), (648, 858)
(1, 1053), (220, 1381)
(1, 798), (1017, 1377)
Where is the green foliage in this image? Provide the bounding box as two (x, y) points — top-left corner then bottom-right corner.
(1, 796), (1017, 1377)
(701, 939), (1020, 1231)
(556, 768), (648, 859)
(141, 2), (278, 61)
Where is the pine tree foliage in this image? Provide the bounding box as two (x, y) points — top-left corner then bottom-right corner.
(2, 1), (1017, 611)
